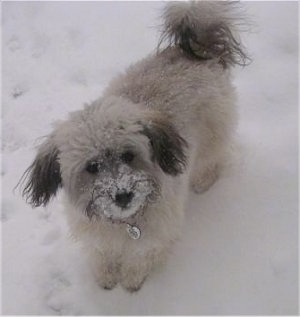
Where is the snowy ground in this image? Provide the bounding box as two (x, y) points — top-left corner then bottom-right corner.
(1, 1), (298, 315)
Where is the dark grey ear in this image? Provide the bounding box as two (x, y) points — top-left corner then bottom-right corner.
(141, 119), (188, 176)
(20, 136), (62, 207)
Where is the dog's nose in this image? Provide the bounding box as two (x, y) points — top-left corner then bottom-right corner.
(115, 191), (134, 209)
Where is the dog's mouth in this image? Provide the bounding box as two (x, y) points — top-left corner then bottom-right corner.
(103, 207), (145, 225)
(84, 178), (159, 222)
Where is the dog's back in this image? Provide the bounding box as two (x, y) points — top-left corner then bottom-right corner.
(104, 1), (249, 136)
(103, 0), (250, 194)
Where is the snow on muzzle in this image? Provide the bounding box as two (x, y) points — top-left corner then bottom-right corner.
(85, 170), (159, 221)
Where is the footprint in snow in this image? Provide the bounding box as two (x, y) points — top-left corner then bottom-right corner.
(11, 83), (29, 99)
(45, 271), (78, 315)
(7, 36), (21, 52)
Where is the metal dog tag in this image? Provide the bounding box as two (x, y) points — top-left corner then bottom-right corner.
(126, 224), (141, 240)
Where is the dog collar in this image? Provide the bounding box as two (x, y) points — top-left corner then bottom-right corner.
(104, 215), (142, 240)
(126, 223), (141, 240)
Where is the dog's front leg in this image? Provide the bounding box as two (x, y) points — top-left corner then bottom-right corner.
(120, 255), (152, 292)
(88, 249), (120, 290)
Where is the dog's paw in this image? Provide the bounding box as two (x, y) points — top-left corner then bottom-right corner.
(120, 267), (148, 293)
(98, 282), (118, 291)
(91, 259), (120, 291)
(121, 276), (147, 293)
(191, 165), (219, 194)
(97, 279), (118, 291)
(95, 268), (119, 291)
(124, 284), (143, 293)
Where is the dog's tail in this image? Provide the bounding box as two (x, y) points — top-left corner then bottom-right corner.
(159, 1), (251, 68)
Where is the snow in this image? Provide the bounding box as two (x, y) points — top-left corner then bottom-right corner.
(1, 1), (298, 315)
(92, 165), (156, 221)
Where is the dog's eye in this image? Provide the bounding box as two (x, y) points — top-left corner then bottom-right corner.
(121, 151), (135, 164)
(86, 161), (99, 174)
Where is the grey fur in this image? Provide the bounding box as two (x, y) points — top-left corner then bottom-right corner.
(141, 119), (188, 176)
(21, 136), (62, 207)
(20, 1), (249, 292)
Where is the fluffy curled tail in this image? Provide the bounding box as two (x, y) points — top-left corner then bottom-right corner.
(159, 1), (251, 68)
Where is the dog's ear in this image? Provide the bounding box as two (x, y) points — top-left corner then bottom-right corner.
(141, 118), (188, 176)
(20, 136), (62, 207)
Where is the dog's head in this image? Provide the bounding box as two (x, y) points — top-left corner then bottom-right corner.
(21, 96), (188, 221)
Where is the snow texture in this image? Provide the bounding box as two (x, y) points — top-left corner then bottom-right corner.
(1, 1), (298, 315)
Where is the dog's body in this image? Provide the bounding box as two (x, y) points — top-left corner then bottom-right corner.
(22, 1), (249, 291)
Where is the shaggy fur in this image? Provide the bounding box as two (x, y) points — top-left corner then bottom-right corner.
(21, 1), (249, 292)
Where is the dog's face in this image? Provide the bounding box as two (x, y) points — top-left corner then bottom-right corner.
(22, 96), (187, 222)
(60, 122), (161, 222)
(78, 149), (159, 221)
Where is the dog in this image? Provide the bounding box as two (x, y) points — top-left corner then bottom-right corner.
(21, 1), (249, 292)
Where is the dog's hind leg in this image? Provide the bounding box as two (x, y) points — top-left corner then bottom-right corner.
(189, 140), (223, 193)
(190, 161), (220, 194)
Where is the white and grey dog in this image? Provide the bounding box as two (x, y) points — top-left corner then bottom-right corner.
(21, 1), (249, 292)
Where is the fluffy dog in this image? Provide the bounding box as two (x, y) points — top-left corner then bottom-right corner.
(21, 1), (249, 292)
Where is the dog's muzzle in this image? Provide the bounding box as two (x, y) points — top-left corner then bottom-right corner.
(85, 175), (160, 222)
